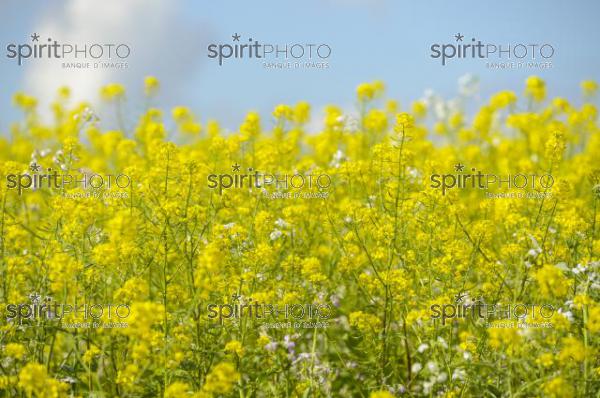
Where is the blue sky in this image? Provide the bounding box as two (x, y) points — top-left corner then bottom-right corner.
(0, 0), (599, 132)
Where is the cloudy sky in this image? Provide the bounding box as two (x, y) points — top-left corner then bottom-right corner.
(0, 0), (599, 131)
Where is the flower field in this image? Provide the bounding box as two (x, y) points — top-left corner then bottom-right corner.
(0, 76), (599, 397)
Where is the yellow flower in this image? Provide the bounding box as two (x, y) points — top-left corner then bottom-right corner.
(356, 83), (374, 101)
(473, 105), (493, 135)
(572, 294), (592, 309)
(581, 80), (598, 97)
(47, 252), (83, 293)
(545, 129), (566, 163)
(82, 345), (101, 364)
(114, 276), (149, 302)
(0, 375), (17, 389)
(301, 257), (326, 282)
(57, 86), (71, 100)
(395, 112), (414, 131)
(535, 352), (554, 368)
(534, 264), (569, 298)
(349, 311), (381, 333)
(121, 302), (164, 339)
(364, 109), (388, 132)
(180, 121), (202, 134)
(293, 101), (311, 124)
(489, 90), (517, 109)
(324, 105), (343, 131)
(165, 382), (191, 398)
(370, 391), (395, 398)
(385, 99), (398, 114)
(257, 335), (271, 347)
(357, 81), (384, 102)
(172, 106), (201, 134)
(116, 363), (140, 386)
(144, 76), (160, 96)
(4, 343), (26, 359)
(449, 112), (464, 129)
(434, 121), (447, 135)
(273, 104), (294, 121)
(13, 92), (37, 110)
(525, 75), (546, 102)
(558, 336), (587, 363)
(542, 376), (574, 398)
(100, 83), (126, 101)
(18, 363), (68, 398)
(224, 340), (245, 356)
(206, 119), (220, 136)
(202, 362), (240, 394)
(552, 97), (572, 113)
(411, 100), (427, 118)
(240, 111), (261, 139)
(587, 305), (600, 333)
(487, 322), (521, 353)
(172, 106), (191, 122)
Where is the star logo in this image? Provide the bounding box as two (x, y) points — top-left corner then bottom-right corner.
(231, 293), (241, 302)
(29, 292), (41, 303)
(232, 163), (241, 172)
(454, 291), (468, 303)
(31, 33), (40, 42)
(454, 33), (464, 42)
(454, 163), (465, 172)
(232, 33), (241, 42)
(29, 162), (42, 173)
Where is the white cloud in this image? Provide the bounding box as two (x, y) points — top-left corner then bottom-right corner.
(23, 0), (208, 124)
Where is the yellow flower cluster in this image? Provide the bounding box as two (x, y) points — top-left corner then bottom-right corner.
(0, 76), (598, 397)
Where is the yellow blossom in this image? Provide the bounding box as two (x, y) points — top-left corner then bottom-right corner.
(202, 362), (240, 394)
(100, 83), (126, 101)
(224, 340), (245, 356)
(144, 76), (160, 96)
(525, 75), (546, 102)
